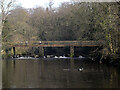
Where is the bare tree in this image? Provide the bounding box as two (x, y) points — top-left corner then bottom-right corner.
(49, 0), (54, 9)
(0, 0), (16, 36)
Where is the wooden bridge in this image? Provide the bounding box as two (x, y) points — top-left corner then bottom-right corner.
(7, 41), (103, 57)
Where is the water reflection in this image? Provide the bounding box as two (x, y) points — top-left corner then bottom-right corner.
(2, 58), (120, 88)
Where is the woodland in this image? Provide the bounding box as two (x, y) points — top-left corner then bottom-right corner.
(1, 1), (120, 63)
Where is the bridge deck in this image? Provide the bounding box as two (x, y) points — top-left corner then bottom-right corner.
(7, 41), (103, 47)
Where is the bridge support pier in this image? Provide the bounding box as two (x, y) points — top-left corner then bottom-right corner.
(70, 46), (74, 57)
(39, 47), (44, 57)
(13, 47), (16, 57)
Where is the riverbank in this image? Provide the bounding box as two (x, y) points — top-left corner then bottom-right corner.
(101, 57), (120, 68)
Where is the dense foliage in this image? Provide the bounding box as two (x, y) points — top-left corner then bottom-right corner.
(2, 2), (120, 61)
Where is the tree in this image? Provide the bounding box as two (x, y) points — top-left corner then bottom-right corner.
(93, 3), (120, 58)
(0, 0), (16, 28)
(3, 6), (38, 43)
(0, 0), (16, 45)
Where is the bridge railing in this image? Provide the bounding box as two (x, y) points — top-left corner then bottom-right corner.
(5, 41), (103, 47)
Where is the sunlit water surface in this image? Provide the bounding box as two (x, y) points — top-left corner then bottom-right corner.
(2, 58), (120, 88)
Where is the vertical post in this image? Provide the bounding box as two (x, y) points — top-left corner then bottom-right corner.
(13, 47), (16, 57)
(70, 46), (74, 57)
(39, 47), (44, 57)
(42, 47), (44, 57)
(31, 47), (34, 56)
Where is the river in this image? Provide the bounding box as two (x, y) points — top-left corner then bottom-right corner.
(2, 58), (120, 88)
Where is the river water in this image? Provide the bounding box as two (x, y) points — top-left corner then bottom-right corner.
(2, 58), (120, 88)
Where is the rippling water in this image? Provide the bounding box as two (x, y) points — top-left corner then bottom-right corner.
(2, 58), (120, 88)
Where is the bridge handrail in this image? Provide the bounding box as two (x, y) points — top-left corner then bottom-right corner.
(4, 40), (103, 47)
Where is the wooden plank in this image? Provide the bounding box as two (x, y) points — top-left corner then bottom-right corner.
(6, 41), (103, 47)
(10, 44), (101, 47)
